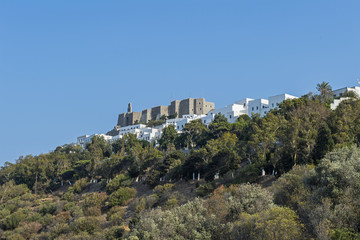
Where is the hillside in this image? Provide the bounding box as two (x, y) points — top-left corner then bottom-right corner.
(1, 90), (360, 239)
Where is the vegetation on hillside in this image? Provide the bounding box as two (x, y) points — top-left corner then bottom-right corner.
(1, 83), (360, 239)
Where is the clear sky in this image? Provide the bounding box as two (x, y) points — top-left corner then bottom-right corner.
(0, 1), (359, 166)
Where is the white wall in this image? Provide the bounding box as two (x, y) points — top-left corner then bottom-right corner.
(333, 86), (360, 98)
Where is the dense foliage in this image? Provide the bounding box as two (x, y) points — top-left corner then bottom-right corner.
(1, 84), (360, 239)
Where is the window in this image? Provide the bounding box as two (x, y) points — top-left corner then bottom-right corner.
(256, 106), (259, 110)
(204, 120), (206, 123)
(244, 103), (246, 107)
(252, 107), (254, 111)
(200, 108), (202, 110)
(229, 115), (232, 118)
(272, 103), (274, 107)
(276, 103), (279, 106)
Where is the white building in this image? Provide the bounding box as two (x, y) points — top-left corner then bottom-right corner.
(330, 86), (360, 110)
(77, 134), (112, 148)
(332, 86), (360, 98)
(200, 94), (297, 125)
(166, 114), (205, 131)
(110, 124), (162, 143)
(77, 93), (298, 148)
(268, 93), (298, 111)
(203, 102), (248, 124)
(247, 98), (269, 117)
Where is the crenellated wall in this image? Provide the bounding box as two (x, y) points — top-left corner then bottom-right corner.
(117, 98), (215, 127)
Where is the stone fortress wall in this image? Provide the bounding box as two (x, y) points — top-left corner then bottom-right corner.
(117, 98), (215, 127)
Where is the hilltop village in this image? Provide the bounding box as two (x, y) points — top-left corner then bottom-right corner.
(77, 85), (359, 147)
(3, 82), (360, 240)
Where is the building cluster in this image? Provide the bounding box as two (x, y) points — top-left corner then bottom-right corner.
(77, 85), (359, 148)
(77, 93), (298, 148)
(117, 98), (215, 127)
(330, 86), (360, 110)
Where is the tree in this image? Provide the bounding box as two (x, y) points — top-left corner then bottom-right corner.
(182, 119), (209, 148)
(158, 125), (178, 150)
(231, 114), (251, 140)
(312, 123), (334, 163)
(328, 99), (360, 146)
(275, 97), (330, 169)
(202, 132), (240, 180)
(208, 113), (231, 139)
(316, 81), (333, 103)
(247, 113), (283, 168)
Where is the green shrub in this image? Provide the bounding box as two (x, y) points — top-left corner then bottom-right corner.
(38, 213), (54, 227)
(38, 201), (57, 215)
(0, 209), (27, 230)
(82, 193), (107, 216)
(73, 178), (88, 193)
(153, 183), (175, 196)
(47, 222), (70, 239)
(163, 197), (178, 210)
(232, 207), (304, 240)
(0, 208), (11, 219)
(107, 206), (125, 225)
(27, 212), (42, 223)
(106, 226), (125, 240)
(196, 182), (215, 197)
(106, 174), (132, 194)
(234, 163), (261, 184)
(332, 228), (360, 240)
(2, 232), (26, 240)
(71, 216), (101, 234)
(109, 187), (137, 206)
(62, 187), (75, 201)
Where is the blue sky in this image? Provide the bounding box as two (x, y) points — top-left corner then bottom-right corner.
(0, 1), (359, 166)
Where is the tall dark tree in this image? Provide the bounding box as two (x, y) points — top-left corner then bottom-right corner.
(208, 113), (231, 138)
(158, 125), (178, 150)
(312, 123), (334, 163)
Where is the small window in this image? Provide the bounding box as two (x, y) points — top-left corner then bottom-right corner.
(204, 120), (206, 123)
(252, 107), (254, 111)
(200, 108), (202, 110)
(243, 103), (246, 107)
(276, 103), (279, 106)
(229, 115), (232, 118)
(256, 106), (259, 110)
(272, 103), (274, 107)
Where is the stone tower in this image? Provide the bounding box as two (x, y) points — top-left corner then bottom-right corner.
(127, 103), (132, 113)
